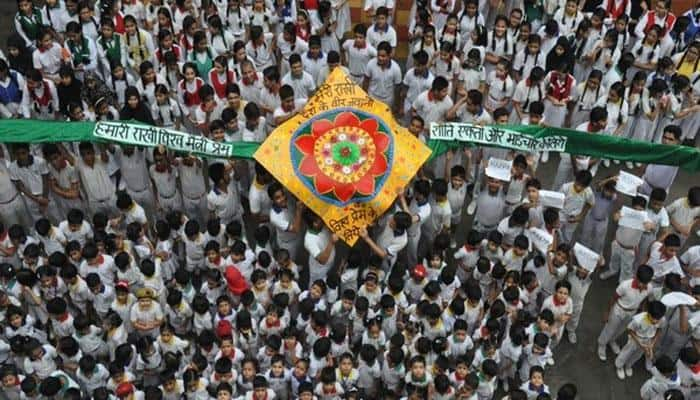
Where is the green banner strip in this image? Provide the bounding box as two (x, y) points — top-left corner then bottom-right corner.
(428, 123), (700, 173)
(0, 120), (698, 172)
(0, 119), (260, 159)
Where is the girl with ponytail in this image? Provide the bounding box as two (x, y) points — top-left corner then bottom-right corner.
(484, 15), (511, 75)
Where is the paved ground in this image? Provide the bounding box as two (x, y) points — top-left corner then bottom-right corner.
(2, 2), (699, 398)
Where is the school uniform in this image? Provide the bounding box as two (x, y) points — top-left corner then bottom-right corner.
(342, 40), (377, 84)
(304, 227), (336, 284)
(20, 78), (60, 120)
(364, 58), (402, 108)
(270, 204), (300, 261)
(615, 312), (665, 372)
(8, 156), (49, 224)
(281, 71), (316, 100)
(402, 68), (434, 116)
(114, 148), (156, 217)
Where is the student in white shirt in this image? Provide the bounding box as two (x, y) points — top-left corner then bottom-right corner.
(362, 41), (402, 111)
(342, 23), (377, 84)
(366, 7), (397, 49)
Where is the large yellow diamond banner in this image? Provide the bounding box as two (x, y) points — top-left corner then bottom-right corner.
(254, 68), (431, 245)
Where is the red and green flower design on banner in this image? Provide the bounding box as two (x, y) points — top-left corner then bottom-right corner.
(291, 109), (394, 205)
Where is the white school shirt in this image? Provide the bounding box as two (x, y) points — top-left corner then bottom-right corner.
(246, 34), (275, 70)
(511, 79), (543, 113)
(32, 44), (66, 78)
(20, 79), (60, 118)
(560, 182), (595, 217)
(552, 9), (583, 37)
(281, 72), (316, 100)
(364, 0), (395, 11)
(272, 99), (307, 127)
(151, 99), (182, 128)
(366, 24), (397, 49)
(238, 72), (265, 105)
(667, 197), (700, 234)
(376, 223), (407, 268)
(402, 68), (434, 107)
(277, 35), (309, 63)
(9, 157), (49, 195)
(512, 49), (545, 80)
(631, 41), (660, 67)
(647, 241), (684, 283)
(58, 220), (93, 246)
(412, 90), (453, 125)
(270, 205), (297, 244)
(595, 97), (628, 134)
(305, 228), (336, 276)
(42, 2), (70, 33)
(301, 53), (327, 85)
(615, 278), (652, 311)
(208, 31), (236, 58)
(207, 180), (243, 224)
(458, 12), (484, 43)
(460, 66), (486, 92)
(485, 31), (512, 59)
(342, 40), (377, 78)
(364, 59), (402, 107)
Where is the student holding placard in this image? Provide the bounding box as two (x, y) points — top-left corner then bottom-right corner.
(579, 177), (617, 254)
(566, 242), (603, 344)
(601, 195), (648, 282)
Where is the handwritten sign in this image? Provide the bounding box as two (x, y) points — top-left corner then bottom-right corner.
(93, 121), (234, 159)
(573, 242), (600, 272)
(617, 170), (644, 197)
(539, 190), (566, 209)
(528, 227), (553, 254)
(619, 206), (648, 231)
(485, 158), (513, 181)
(661, 292), (698, 308)
(430, 123), (568, 152)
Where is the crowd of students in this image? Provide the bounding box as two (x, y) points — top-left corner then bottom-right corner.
(1, 0), (700, 399)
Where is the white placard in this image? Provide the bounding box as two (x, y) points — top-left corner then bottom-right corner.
(661, 292), (698, 308)
(539, 190), (566, 209)
(485, 158), (513, 182)
(528, 228), (553, 254)
(617, 170), (644, 197)
(574, 156), (590, 172)
(573, 242), (600, 272)
(618, 206), (648, 231)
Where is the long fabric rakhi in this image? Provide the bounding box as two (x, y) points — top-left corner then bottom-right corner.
(429, 122), (700, 172)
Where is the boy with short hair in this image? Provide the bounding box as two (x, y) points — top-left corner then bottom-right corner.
(342, 24), (377, 85)
(558, 170), (595, 245)
(281, 54), (316, 100)
(597, 265), (654, 361)
(362, 41), (402, 112)
(614, 300), (667, 380)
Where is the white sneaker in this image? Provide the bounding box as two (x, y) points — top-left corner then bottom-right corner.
(635, 162), (642, 168)
(613, 159), (620, 164)
(603, 159), (610, 168)
(599, 270), (616, 280)
(568, 331), (577, 344)
(610, 342), (621, 354)
(625, 366), (633, 377)
(546, 357), (555, 366)
(616, 368), (625, 380)
(541, 151), (549, 163)
(625, 161), (634, 169)
(467, 200), (477, 215)
(598, 345), (607, 361)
